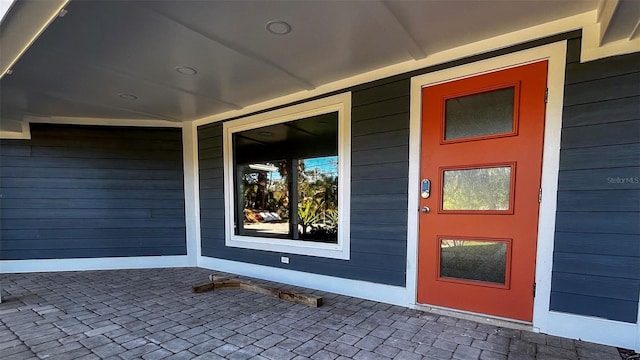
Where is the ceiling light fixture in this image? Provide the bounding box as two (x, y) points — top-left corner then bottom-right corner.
(175, 66), (197, 75)
(118, 93), (138, 101)
(266, 20), (292, 35)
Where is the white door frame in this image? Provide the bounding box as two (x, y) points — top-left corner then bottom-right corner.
(407, 42), (567, 322)
(406, 41), (640, 351)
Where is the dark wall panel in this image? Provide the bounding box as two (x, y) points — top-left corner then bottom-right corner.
(562, 96), (639, 127)
(560, 120), (639, 148)
(558, 167), (640, 190)
(0, 124), (186, 260)
(550, 40), (640, 323)
(553, 252), (639, 279)
(552, 272), (639, 302)
(550, 292), (638, 323)
(555, 190), (640, 212)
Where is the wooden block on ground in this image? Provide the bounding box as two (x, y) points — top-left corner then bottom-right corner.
(239, 282), (279, 297)
(192, 274), (323, 307)
(192, 282), (218, 293)
(192, 279), (241, 293)
(278, 290), (323, 307)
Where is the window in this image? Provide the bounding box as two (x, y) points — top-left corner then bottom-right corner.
(223, 93), (351, 259)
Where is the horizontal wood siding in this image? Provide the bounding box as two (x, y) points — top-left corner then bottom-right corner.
(198, 33), (640, 315)
(0, 124), (186, 260)
(198, 79), (410, 286)
(550, 40), (640, 323)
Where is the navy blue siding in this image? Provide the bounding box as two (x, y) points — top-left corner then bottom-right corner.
(198, 79), (410, 286)
(0, 124), (186, 260)
(198, 31), (640, 315)
(550, 40), (640, 323)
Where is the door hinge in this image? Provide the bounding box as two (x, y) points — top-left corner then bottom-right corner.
(533, 282), (537, 297)
(538, 188), (542, 203)
(544, 88), (548, 103)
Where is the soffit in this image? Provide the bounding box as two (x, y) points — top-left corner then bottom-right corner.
(1, 0), (623, 125)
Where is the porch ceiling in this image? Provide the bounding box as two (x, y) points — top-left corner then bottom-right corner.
(0, 0), (637, 126)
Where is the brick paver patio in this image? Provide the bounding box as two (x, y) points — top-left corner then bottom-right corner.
(0, 268), (624, 359)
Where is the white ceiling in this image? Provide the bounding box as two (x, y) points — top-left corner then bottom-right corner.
(0, 0), (637, 125)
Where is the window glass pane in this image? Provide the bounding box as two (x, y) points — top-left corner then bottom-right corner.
(298, 157), (338, 243)
(440, 239), (507, 284)
(445, 87), (515, 140)
(238, 161), (290, 238)
(442, 166), (511, 211)
(233, 112), (338, 243)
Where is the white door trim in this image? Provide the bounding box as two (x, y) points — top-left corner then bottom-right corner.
(407, 42), (568, 316)
(407, 41), (639, 351)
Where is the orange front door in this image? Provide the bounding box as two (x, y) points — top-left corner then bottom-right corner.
(417, 61), (548, 321)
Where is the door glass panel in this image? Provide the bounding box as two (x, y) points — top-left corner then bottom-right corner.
(445, 87), (515, 140)
(440, 239), (507, 284)
(442, 166), (511, 211)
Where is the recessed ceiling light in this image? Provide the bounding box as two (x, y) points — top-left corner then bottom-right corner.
(118, 93), (138, 101)
(259, 131), (273, 137)
(266, 20), (292, 35)
(175, 66), (197, 75)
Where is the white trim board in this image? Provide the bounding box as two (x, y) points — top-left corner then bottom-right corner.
(545, 311), (639, 351)
(0, 255), (192, 274)
(406, 41), (639, 351)
(198, 256), (408, 306)
(182, 120), (202, 264)
(582, 20), (640, 62)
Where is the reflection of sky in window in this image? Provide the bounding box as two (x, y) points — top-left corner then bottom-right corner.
(260, 156), (337, 185)
(305, 156), (338, 177)
(265, 165), (282, 182)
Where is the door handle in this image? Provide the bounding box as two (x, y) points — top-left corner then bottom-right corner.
(421, 206), (430, 214)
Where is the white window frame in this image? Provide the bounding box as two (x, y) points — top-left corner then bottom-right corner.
(223, 92), (351, 260)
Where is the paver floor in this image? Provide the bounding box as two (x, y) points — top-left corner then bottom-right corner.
(0, 268), (624, 359)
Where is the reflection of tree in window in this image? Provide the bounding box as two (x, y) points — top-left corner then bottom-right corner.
(298, 157), (338, 241)
(440, 240), (507, 284)
(233, 112), (339, 243)
(443, 167), (511, 211)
